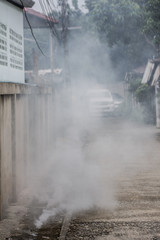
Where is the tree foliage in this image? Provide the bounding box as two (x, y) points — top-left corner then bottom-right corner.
(85, 0), (141, 46)
(85, 0), (160, 44)
(72, 0), (79, 10)
(142, 0), (160, 50)
(84, 0), (160, 70)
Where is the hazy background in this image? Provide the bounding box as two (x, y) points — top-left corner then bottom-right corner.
(32, 0), (86, 12)
(23, 0), (158, 229)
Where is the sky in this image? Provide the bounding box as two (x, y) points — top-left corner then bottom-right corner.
(32, 0), (86, 13)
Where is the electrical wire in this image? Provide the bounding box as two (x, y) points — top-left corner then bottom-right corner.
(42, 0), (58, 35)
(39, 0), (60, 41)
(20, 0), (45, 56)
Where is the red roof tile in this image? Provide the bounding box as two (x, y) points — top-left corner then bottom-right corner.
(24, 8), (58, 23)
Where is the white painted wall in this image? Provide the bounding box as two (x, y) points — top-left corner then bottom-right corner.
(0, 0), (24, 83)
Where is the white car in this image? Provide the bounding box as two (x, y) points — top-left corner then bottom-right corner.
(111, 92), (124, 114)
(87, 89), (115, 116)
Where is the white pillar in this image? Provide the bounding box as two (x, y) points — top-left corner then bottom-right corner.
(155, 84), (160, 128)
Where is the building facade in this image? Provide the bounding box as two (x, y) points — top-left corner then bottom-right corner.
(0, 0), (34, 83)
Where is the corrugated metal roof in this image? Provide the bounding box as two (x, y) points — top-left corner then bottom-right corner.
(142, 61), (155, 84)
(152, 64), (160, 86)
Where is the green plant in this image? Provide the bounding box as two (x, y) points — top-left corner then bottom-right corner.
(128, 78), (141, 93)
(135, 83), (151, 103)
(135, 84), (156, 124)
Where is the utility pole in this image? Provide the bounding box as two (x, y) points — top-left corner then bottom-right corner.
(32, 48), (39, 83)
(59, 0), (71, 86)
(49, 31), (54, 73)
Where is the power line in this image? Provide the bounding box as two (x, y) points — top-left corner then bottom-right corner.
(24, 10), (46, 55)
(20, 0), (46, 55)
(39, 0), (60, 41)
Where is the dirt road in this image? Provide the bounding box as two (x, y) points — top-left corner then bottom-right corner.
(65, 119), (160, 240)
(1, 118), (160, 240)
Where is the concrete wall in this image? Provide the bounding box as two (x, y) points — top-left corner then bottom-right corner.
(0, 0), (24, 83)
(0, 83), (55, 219)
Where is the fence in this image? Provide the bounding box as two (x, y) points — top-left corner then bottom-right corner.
(0, 82), (55, 219)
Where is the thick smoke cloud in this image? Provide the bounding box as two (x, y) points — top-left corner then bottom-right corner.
(23, 25), (153, 229)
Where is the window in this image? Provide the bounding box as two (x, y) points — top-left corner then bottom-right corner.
(0, 22), (7, 66)
(9, 28), (23, 70)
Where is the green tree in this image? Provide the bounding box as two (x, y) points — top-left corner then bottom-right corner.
(141, 0), (160, 54)
(72, 0), (79, 10)
(84, 0), (153, 72)
(85, 0), (160, 52)
(85, 0), (142, 46)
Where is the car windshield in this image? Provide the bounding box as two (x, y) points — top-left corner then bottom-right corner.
(112, 93), (123, 100)
(88, 90), (112, 99)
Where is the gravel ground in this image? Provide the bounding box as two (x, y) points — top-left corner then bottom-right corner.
(0, 204), (28, 240)
(64, 120), (160, 240)
(0, 119), (160, 240)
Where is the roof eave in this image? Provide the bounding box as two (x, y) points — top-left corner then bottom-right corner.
(6, 0), (35, 9)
